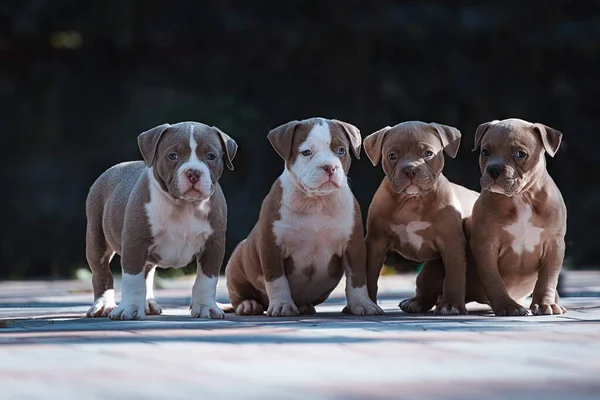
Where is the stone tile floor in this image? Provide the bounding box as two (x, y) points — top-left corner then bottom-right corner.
(1, 271), (599, 400)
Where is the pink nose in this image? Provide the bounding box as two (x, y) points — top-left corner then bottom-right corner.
(185, 169), (202, 184)
(321, 165), (336, 176)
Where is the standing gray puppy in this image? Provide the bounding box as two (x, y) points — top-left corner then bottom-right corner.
(85, 122), (237, 320)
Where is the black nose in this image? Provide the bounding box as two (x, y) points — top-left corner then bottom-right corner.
(486, 165), (505, 180)
(321, 165), (336, 176)
(401, 166), (418, 179)
(185, 169), (202, 184)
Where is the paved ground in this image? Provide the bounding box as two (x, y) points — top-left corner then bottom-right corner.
(1, 271), (600, 400)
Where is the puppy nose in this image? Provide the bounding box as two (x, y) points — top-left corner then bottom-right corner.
(401, 166), (417, 179)
(486, 165), (505, 180)
(321, 165), (337, 176)
(185, 169), (202, 184)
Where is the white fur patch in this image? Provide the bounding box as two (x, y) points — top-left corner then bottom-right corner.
(504, 203), (543, 255)
(190, 270), (224, 319)
(272, 169), (355, 304)
(108, 271), (146, 320)
(289, 121), (346, 195)
(392, 221), (431, 251)
(265, 275), (295, 304)
(86, 288), (116, 317)
(176, 128), (213, 200)
(146, 170), (214, 268)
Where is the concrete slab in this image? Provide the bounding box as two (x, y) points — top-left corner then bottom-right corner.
(1, 271), (599, 400)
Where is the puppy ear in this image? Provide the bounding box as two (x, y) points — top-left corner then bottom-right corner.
(333, 120), (362, 159)
(472, 120), (499, 152)
(137, 123), (170, 167)
(212, 126), (238, 170)
(430, 123), (461, 158)
(363, 126), (391, 166)
(267, 120), (300, 160)
(533, 123), (563, 157)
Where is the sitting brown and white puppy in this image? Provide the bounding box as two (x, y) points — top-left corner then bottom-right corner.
(364, 121), (479, 315)
(469, 118), (566, 316)
(85, 122), (237, 320)
(225, 117), (383, 317)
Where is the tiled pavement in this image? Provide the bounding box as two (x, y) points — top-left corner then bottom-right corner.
(1, 271), (599, 400)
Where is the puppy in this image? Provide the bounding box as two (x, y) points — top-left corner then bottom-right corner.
(225, 118), (383, 317)
(85, 122), (237, 320)
(469, 118), (567, 316)
(364, 121), (479, 315)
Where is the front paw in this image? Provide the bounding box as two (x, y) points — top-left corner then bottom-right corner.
(399, 297), (434, 313)
(145, 298), (162, 315)
(530, 302), (567, 315)
(267, 300), (299, 317)
(493, 300), (529, 317)
(343, 299), (384, 316)
(435, 300), (468, 316)
(190, 302), (225, 319)
(108, 300), (146, 320)
(86, 296), (117, 318)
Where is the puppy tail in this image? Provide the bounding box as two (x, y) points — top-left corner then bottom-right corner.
(217, 302), (236, 313)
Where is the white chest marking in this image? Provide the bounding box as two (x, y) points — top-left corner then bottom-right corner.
(392, 221), (431, 251)
(272, 171), (355, 271)
(503, 203), (543, 255)
(146, 170), (214, 268)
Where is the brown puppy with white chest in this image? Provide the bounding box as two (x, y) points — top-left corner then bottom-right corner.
(364, 121), (479, 315)
(225, 117), (383, 317)
(469, 118), (567, 316)
(85, 121), (237, 320)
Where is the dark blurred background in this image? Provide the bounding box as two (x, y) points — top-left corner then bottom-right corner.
(1, 0), (599, 279)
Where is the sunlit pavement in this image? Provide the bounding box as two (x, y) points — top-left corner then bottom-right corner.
(1, 271), (599, 400)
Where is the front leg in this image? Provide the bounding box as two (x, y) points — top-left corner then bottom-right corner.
(435, 237), (468, 315)
(343, 202), (384, 315)
(530, 240), (567, 315)
(109, 243), (149, 321)
(260, 242), (299, 317)
(190, 236), (226, 319)
(144, 264), (162, 315)
(365, 233), (389, 303)
(471, 239), (528, 317)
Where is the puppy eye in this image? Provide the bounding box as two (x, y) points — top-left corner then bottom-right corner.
(301, 149), (312, 157)
(388, 152), (398, 161)
(168, 153), (178, 161)
(337, 147), (346, 156)
(481, 149), (490, 157)
(206, 153), (216, 161)
(515, 150), (528, 159)
(423, 150), (434, 158)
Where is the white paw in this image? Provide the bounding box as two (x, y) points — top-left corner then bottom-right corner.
(145, 298), (162, 315)
(108, 300), (146, 321)
(235, 299), (264, 315)
(267, 300), (299, 317)
(343, 299), (385, 316)
(190, 302), (225, 319)
(86, 296), (117, 318)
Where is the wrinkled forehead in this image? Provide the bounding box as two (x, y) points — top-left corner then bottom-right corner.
(483, 124), (542, 150)
(384, 123), (441, 150)
(158, 123), (220, 150)
(291, 119), (347, 150)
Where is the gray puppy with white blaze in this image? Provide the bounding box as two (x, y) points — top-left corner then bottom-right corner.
(85, 121), (237, 321)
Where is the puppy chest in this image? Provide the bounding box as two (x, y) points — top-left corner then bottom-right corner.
(390, 222), (438, 261)
(149, 220), (213, 268)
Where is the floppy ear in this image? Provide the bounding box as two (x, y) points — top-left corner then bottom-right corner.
(532, 123), (563, 157)
(430, 123), (461, 158)
(267, 120), (300, 160)
(212, 126), (238, 170)
(333, 120), (362, 159)
(472, 120), (499, 152)
(363, 126), (391, 166)
(137, 123), (170, 167)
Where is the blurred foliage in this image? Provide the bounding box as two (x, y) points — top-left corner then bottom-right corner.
(1, 0), (600, 279)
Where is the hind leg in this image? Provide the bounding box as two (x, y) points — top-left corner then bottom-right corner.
(85, 224), (117, 318)
(399, 259), (444, 313)
(144, 264), (162, 315)
(226, 268), (267, 316)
